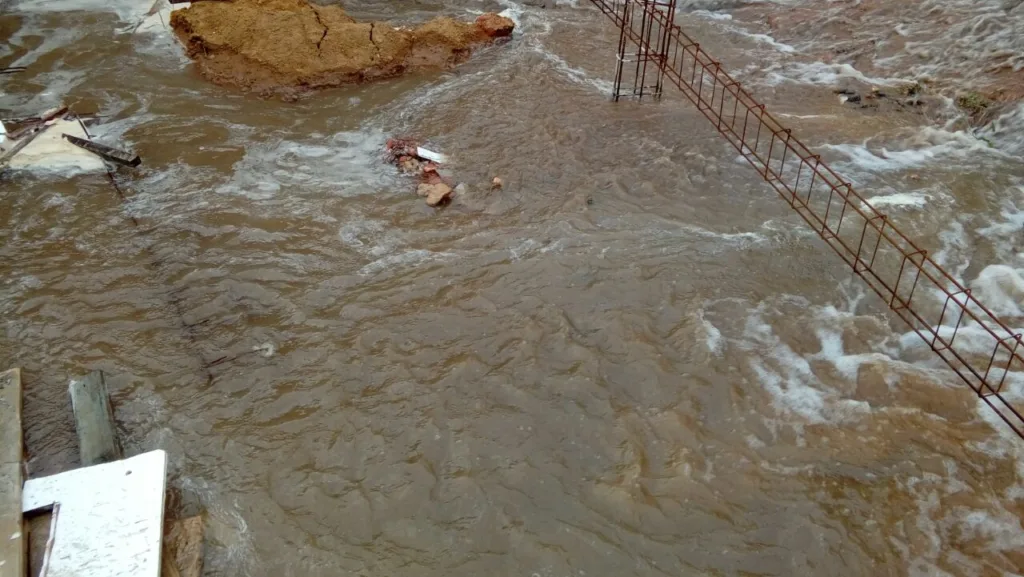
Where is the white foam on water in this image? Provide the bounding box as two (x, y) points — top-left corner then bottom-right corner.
(697, 309), (724, 355)
(969, 265), (1024, 319)
(539, 48), (616, 95)
(338, 218), (402, 258)
(977, 185), (1024, 264)
(977, 102), (1024, 156)
(810, 319), (890, 382)
(215, 130), (391, 201)
(495, 0), (527, 32)
(740, 302), (873, 425)
(824, 126), (999, 173)
(864, 191), (931, 210)
(0, 69), (89, 113)
(897, 320), (1024, 377)
(763, 61), (914, 88)
(956, 508), (1024, 552)
(9, 0), (158, 22)
(675, 0), (776, 10)
(692, 9), (733, 21)
(735, 31), (796, 54)
(357, 249), (456, 276)
(5, 24), (88, 69)
(930, 220), (971, 284)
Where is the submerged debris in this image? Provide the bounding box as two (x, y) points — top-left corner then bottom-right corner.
(418, 183), (453, 206)
(1, 106), (140, 173)
(386, 138), (458, 207)
(169, 0), (515, 99)
(955, 91), (991, 116)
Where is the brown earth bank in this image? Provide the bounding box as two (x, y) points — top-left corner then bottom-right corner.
(169, 0), (514, 99)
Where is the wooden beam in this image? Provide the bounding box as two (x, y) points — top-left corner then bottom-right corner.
(69, 371), (123, 467)
(61, 134), (141, 167)
(0, 368), (25, 577)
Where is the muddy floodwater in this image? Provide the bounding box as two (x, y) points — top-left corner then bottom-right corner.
(2, 1), (1024, 576)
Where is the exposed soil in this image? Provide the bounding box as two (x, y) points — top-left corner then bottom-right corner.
(170, 0), (514, 99)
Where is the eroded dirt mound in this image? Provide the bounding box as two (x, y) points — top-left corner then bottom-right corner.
(170, 0), (514, 98)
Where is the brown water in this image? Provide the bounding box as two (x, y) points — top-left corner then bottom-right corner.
(2, 1), (1024, 576)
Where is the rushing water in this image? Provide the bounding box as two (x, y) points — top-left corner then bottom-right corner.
(2, 0), (1023, 575)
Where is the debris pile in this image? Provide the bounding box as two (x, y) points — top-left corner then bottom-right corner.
(833, 82), (930, 113)
(385, 138), (458, 207)
(169, 0), (515, 98)
(0, 106), (141, 173)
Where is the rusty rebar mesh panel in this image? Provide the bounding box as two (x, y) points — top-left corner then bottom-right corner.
(589, 0), (1024, 438)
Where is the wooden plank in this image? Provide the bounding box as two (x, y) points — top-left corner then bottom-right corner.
(22, 450), (168, 577)
(0, 368), (24, 577)
(161, 516), (203, 577)
(69, 371), (123, 467)
(61, 134), (141, 167)
(6, 107), (68, 141)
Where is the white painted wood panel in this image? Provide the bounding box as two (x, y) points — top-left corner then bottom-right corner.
(23, 450), (167, 577)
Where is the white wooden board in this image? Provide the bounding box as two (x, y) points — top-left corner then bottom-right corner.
(7, 119), (106, 173)
(22, 450), (167, 577)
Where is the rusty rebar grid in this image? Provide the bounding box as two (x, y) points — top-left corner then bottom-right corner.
(590, 0), (1024, 438)
(611, 0), (678, 101)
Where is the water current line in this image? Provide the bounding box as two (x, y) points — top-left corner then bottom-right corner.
(590, 0), (1024, 439)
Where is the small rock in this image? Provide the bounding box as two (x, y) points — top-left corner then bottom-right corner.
(425, 183), (453, 206)
(476, 13), (515, 38)
(398, 156), (422, 173)
(492, 176), (503, 189)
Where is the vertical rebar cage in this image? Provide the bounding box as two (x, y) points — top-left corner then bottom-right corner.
(589, 0), (1024, 439)
(608, 0), (678, 101)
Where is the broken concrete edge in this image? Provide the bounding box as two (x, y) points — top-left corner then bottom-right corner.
(0, 367), (25, 577)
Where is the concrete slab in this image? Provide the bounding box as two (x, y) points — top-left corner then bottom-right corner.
(23, 450), (167, 577)
(7, 118), (105, 173)
(0, 367), (24, 577)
